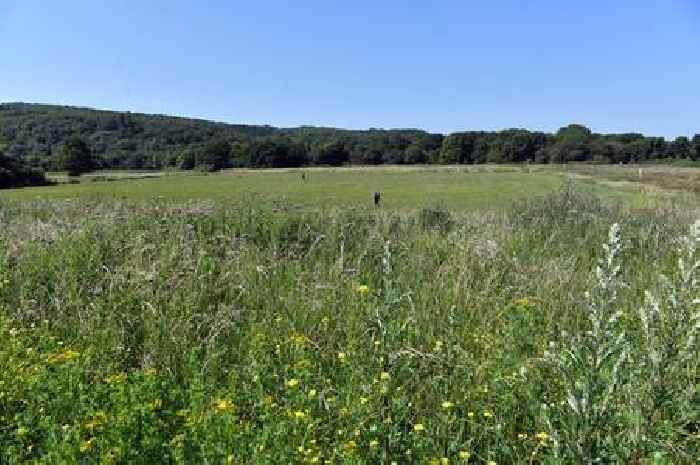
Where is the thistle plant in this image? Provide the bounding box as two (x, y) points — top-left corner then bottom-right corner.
(544, 223), (630, 464)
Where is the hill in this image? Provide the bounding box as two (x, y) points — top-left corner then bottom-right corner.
(0, 102), (698, 172)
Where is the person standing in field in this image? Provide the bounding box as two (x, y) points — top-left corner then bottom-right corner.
(374, 191), (381, 207)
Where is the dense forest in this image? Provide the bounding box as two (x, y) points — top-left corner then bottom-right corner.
(1, 103), (699, 177)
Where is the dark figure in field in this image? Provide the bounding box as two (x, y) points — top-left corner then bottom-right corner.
(374, 191), (381, 207)
(301, 172), (306, 182)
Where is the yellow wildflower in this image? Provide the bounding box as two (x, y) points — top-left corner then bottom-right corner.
(294, 410), (306, 419)
(413, 423), (425, 432)
(369, 439), (379, 448)
(483, 411), (493, 419)
(441, 401), (455, 410)
(467, 411), (475, 418)
(213, 398), (234, 413)
(79, 439), (94, 453)
(459, 450), (471, 460)
(227, 454), (235, 465)
(337, 352), (346, 362)
(286, 378), (300, 388)
(379, 372), (391, 381)
(517, 433), (528, 440)
(84, 410), (107, 430)
(106, 373), (127, 385)
(308, 389), (317, 398)
(441, 458), (449, 465)
(360, 396), (369, 405)
(356, 285), (369, 296)
(47, 348), (80, 364)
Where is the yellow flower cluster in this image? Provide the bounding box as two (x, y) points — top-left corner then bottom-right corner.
(80, 438), (94, 453)
(105, 372), (127, 385)
(213, 398), (235, 413)
(441, 400), (455, 410)
(47, 348), (80, 364)
(536, 431), (550, 445)
(83, 410), (107, 431)
(286, 378), (300, 388)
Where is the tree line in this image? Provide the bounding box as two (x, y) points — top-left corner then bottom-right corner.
(1, 103), (699, 181)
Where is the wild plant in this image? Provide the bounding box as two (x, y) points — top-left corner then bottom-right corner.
(543, 223), (630, 464)
(630, 220), (700, 462)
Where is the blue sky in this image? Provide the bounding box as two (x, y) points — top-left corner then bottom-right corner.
(1, 0), (699, 138)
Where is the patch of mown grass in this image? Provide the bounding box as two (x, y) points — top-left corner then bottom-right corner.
(2, 169), (567, 211)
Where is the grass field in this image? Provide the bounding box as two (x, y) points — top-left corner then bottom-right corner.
(0, 166), (698, 464)
(1, 166), (654, 210)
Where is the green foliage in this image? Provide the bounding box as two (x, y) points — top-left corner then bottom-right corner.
(57, 136), (98, 176)
(2, 103), (696, 173)
(195, 139), (231, 171)
(418, 205), (452, 231)
(0, 152), (47, 188)
(0, 184), (696, 464)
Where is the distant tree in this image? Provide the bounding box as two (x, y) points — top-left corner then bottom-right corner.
(196, 139), (231, 171)
(546, 124), (592, 162)
(667, 136), (691, 159)
(312, 140), (349, 166)
(230, 141), (251, 167)
(383, 148), (404, 164)
(403, 144), (427, 164)
(590, 139), (622, 164)
(439, 133), (478, 164)
(177, 149), (196, 170)
(692, 134), (700, 161)
(0, 151), (46, 188)
(249, 136), (306, 167)
(57, 136), (97, 176)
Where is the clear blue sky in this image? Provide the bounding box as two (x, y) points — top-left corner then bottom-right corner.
(1, 0), (699, 138)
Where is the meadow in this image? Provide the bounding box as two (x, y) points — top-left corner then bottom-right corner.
(0, 166), (698, 464)
(1, 166), (646, 209)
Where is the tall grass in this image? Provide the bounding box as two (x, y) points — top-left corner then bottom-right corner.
(0, 184), (697, 464)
